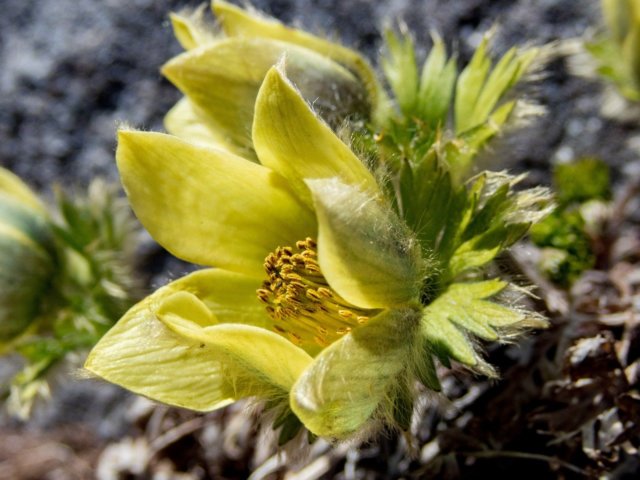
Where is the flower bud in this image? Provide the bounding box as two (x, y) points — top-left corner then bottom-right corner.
(0, 169), (56, 345)
(163, 1), (380, 154)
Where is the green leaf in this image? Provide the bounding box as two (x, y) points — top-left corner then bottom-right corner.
(391, 382), (414, 432)
(398, 151), (466, 263)
(414, 343), (441, 391)
(417, 35), (458, 127)
(275, 410), (304, 445)
(530, 208), (595, 285)
(448, 239), (501, 279)
(382, 29), (419, 115)
(421, 280), (528, 372)
(455, 34), (537, 135)
(455, 35), (492, 133)
(442, 171), (551, 279)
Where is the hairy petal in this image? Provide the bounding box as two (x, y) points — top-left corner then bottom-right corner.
(290, 308), (420, 438)
(253, 66), (379, 206)
(212, 0), (381, 111)
(163, 37), (368, 156)
(308, 178), (422, 309)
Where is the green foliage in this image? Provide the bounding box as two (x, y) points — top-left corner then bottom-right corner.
(530, 209), (595, 286)
(531, 158), (610, 286)
(553, 157), (611, 206)
(376, 29), (539, 182)
(586, 0), (640, 101)
(399, 153), (552, 294)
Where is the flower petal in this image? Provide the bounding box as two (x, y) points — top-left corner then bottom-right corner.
(169, 8), (216, 51)
(0, 192), (55, 253)
(85, 269), (312, 411)
(162, 38), (367, 157)
(308, 178), (422, 309)
(164, 98), (250, 156)
(290, 308), (419, 438)
(116, 130), (316, 277)
(162, 268), (273, 329)
(212, 0), (381, 109)
(253, 66), (379, 206)
(0, 167), (46, 214)
(158, 302), (312, 395)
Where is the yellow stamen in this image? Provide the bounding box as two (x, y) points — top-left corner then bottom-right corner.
(257, 237), (372, 347)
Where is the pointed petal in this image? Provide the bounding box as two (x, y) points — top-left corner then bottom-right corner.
(253, 66), (379, 206)
(169, 7), (216, 51)
(211, 0), (381, 109)
(290, 308), (419, 438)
(308, 178), (422, 309)
(164, 98), (253, 157)
(162, 38), (367, 156)
(0, 167), (46, 214)
(116, 130), (316, 277)
(85, 269), (312, 411)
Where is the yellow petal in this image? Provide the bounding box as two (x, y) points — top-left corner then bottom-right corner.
(308, 178), (422, 309)
(0, 167), (46, 214)
(162, 268), (273, 329)
(253, 66), (379, 206)
(116, 130), (316, 277)
(164, 97), (253, 158)
(85, 269), (312, 410)
(169, 7), (217, 50)
(158, 301), (312, 394)
(290, 308), (419, 438)
(211, 0), (381, 109)
(162, 38), (367, 156)
(0, 192), (55, 253)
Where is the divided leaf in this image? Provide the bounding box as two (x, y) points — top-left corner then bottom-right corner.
(421, 280), (532, 372)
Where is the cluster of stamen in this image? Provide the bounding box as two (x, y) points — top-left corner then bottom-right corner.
(257, 237), (370, 347)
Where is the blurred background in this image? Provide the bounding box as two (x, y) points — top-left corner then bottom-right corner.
(0, 0), (638, 478)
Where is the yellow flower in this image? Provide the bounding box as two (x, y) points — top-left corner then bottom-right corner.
(163, 0), (383, 158)
(86, 65), (423, 438)
(86, 64), (546, 442)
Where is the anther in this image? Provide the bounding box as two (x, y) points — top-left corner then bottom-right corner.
(258, 237), (373, 348)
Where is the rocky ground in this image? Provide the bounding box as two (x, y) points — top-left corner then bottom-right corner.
(1, 0), (639, 478)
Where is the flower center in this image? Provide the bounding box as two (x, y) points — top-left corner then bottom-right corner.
(257, 237), (371, 347)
